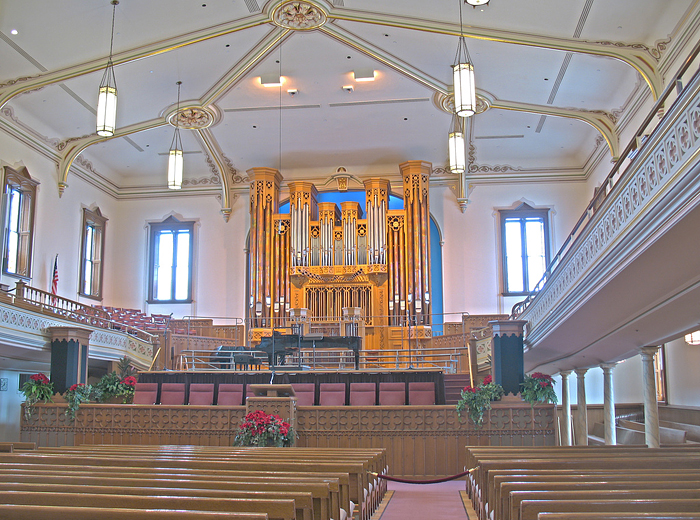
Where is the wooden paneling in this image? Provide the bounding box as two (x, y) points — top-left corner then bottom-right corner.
(21, 401), (555, 477)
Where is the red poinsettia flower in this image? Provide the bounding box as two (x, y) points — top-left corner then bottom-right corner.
(30, 373), (50, 385)
(121, 376), (137, 386)
(68, 383), (85, 392)
(482, 375), (493, 385)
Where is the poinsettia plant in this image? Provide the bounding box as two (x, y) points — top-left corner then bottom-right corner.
(233, 410), (294, 447)
(94, 372), (137, 403)
(21, 373), (54, 421)
(64, 383), (93, 421)
(520, 372), (557, 406)
(456, 375), (504, 427)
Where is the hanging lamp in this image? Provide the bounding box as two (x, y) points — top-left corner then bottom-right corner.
(452, 0), (476, 117)
(448, 114), (466, 174)
(96, 0), (119, 137)
(167, 81), (184, 190)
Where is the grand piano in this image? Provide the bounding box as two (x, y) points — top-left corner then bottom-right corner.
(257, 331), (362, 369)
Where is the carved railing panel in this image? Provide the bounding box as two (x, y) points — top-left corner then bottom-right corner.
(22, 401), (555, 477)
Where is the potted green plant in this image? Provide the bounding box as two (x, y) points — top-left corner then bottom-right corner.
(233, 410), (294, 447)
(455, 375), (504, 427)
(520, 372), (558, 406)
(21, 373), (54, 421)
(94, 372), (137, 403)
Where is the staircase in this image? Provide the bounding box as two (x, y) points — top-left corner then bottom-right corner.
(443, 373), (472, 405)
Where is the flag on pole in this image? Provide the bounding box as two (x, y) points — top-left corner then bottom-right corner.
(50, 255), (58, 305)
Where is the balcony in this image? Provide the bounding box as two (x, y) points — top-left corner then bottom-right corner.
(516, 50), (700, 373)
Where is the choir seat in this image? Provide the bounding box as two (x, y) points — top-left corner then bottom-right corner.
(291, 383), (316, 406)
(188, 383), (214, 405)
(159, 383), (186, 405)
(216, 383), (244, 406)
(132, 383), (158, 405)
(349, 382), (376, 406)
(319, 383), (346, 406)
(408, 382), (436, 405)
(378, 382), (406, 405)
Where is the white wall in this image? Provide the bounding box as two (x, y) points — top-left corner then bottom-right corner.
(665, 337), (700, 407)
(0, 369), (23, 442)
(432, 180), (590, 316)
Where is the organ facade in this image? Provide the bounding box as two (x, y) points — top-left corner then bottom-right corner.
(247, 160), (433, 353)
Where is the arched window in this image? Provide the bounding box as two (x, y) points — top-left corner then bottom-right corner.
(79, 207), (107, 299)
(2, 166), (38, 280)
(499, 203), (550, 295)
(148, 216), (194, 303)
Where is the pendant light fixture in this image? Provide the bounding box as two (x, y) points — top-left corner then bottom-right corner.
(452, 0), (476, 117)
(448, 114), (466, 174)
(96, 0), (119, 137)
(167, 81), (184, 190)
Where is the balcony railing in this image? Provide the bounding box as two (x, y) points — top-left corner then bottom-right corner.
(512, 38), (700, 319)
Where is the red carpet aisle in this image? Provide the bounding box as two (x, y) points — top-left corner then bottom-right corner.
(373, 480), (472, 520)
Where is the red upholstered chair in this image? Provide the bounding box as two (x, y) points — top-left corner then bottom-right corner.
(408, 382), (436, 405)
(291, 383), (316, 406)
(319, 383), (346, 406)
(132, 383), (158, 405)
(188, 383), (215, 405)
(349, 382), (376, 406)
(378, 382), (406, 405)
(159, 383), (186, 405)
(216, 383), (244, 406)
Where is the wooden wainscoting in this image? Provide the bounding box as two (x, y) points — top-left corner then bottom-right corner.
(21, 401), (555, 477)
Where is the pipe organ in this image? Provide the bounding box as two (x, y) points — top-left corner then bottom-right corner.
(247, 161), (433, 352)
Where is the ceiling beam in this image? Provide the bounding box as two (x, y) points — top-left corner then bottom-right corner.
(196, 129), (234, 221)
(56, 118), (166, 195)
(327, 7), (664, 99)
(0, 13), (269, 110)
(490, 98), (620, 160)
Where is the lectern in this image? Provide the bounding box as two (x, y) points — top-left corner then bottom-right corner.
(246, 384), (297, 440)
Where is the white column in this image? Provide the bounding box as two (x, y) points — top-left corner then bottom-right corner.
(600, 363), (617, 445)
(574, 368), (589, 445)
(560, 370), (573, 446)
(639, 346), (661, 448)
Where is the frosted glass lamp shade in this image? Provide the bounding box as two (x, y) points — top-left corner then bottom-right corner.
(448, 130), (466, 174)
(453, 62), (476, 118)
(168, 148), (183, 190)
(96, 85), (117, 137)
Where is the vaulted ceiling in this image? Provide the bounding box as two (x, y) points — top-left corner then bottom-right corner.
(0, 0), (695, 218)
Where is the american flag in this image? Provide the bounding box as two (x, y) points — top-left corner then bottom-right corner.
(50, 255), (59, 300)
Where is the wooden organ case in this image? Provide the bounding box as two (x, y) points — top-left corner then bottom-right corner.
(247, 161), (433, 361)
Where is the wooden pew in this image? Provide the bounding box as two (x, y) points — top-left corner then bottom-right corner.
(520, 499), (700, 520)
(494, 474), (700, 520)
(0, 504), (268, 520)
(465, 446), (700, 520)
(0, 464), (344, 520)
(511, 489), (700, 520)
(538, 513), (700, 520)
(0, 483), (314, 520)
(0, 492), (299, 520)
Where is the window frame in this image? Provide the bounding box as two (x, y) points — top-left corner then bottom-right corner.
(499, 204), (550, 297)
(78, 207), (107, 300)
(147, 216), (195, 304)
(2, 166), (39, 281)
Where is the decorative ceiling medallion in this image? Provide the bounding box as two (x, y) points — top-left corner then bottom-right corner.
(272, 1), (327, 30)
(168, 106), (216, 129)
(433, 92), (490, 115)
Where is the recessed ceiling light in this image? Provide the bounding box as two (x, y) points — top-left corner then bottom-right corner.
(342, 85), (354, 92)
(354, 69), (376, 82)
(10, 29), (18, 35)
(466, 0), (490, 6)
(260, 74), (284, 87)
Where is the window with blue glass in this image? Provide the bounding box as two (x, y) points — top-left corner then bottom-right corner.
(148, 216), (194, 303)
(500, 204), (550, 295)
